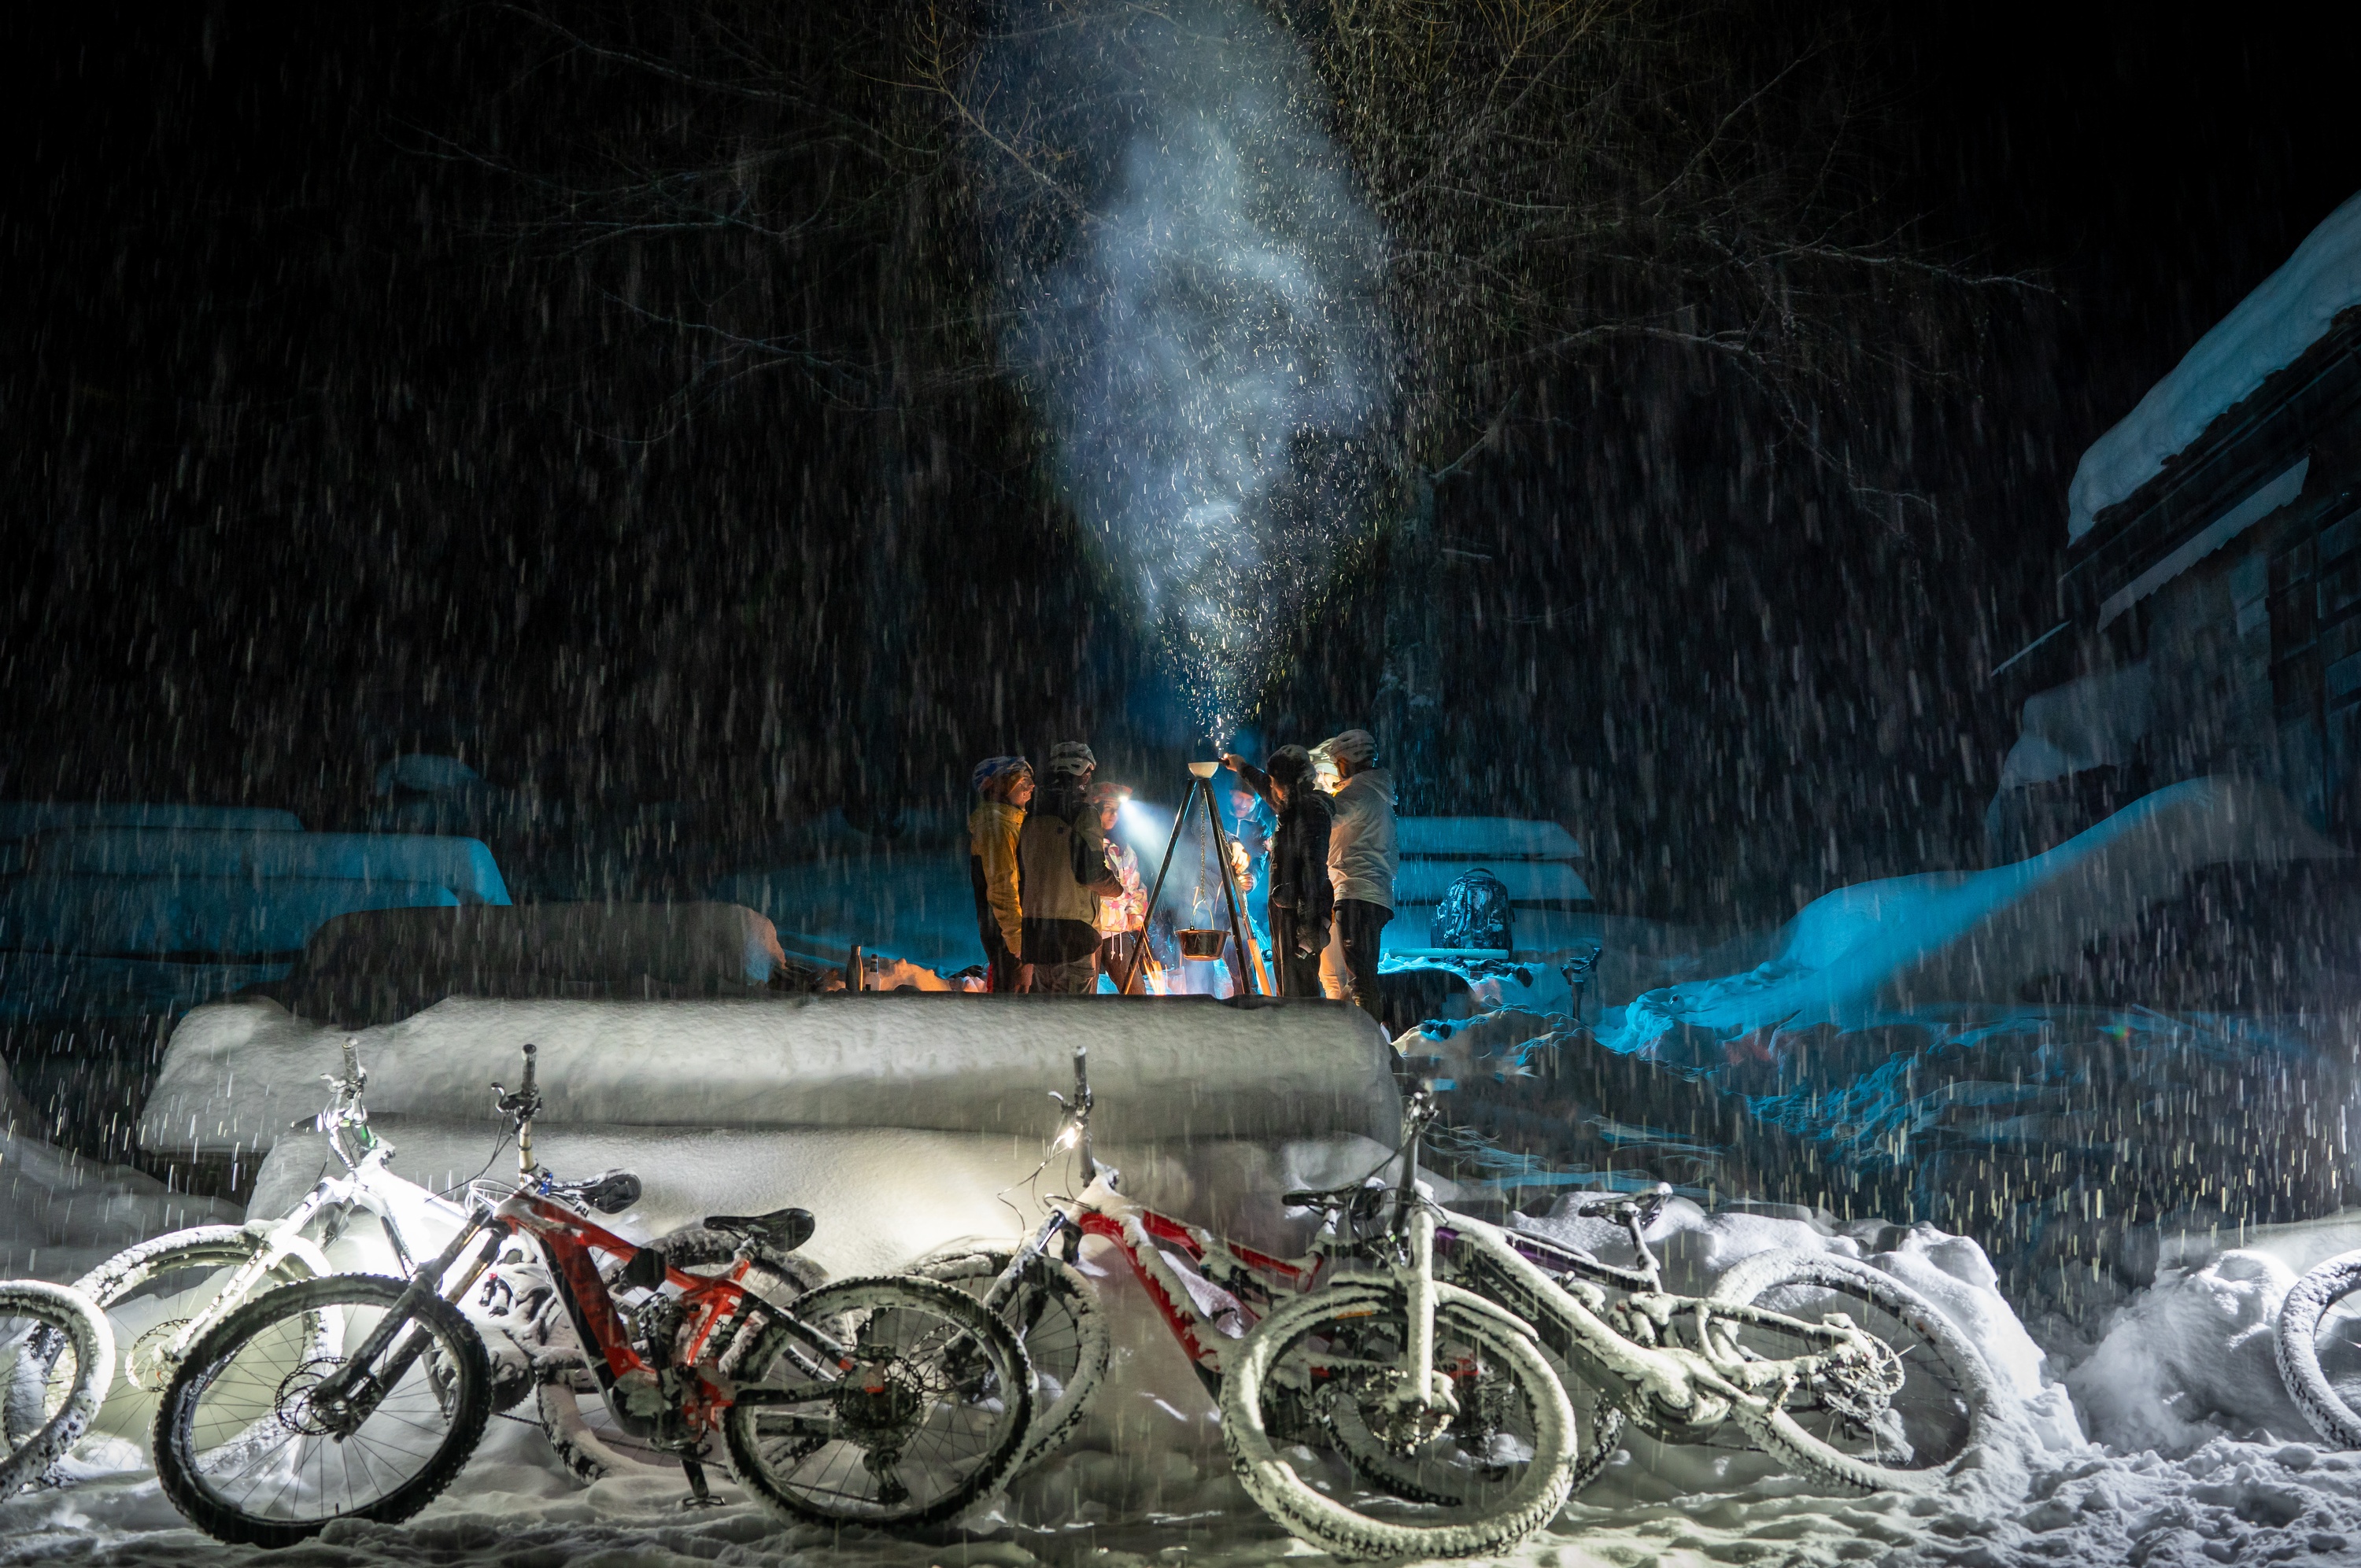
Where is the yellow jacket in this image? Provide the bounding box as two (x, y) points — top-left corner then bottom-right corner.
(969, 801), (1025, 958)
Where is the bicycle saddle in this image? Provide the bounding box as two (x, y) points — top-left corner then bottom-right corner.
(1568, 1182), (1675, 1223)
(704, 1206), (817, 1253)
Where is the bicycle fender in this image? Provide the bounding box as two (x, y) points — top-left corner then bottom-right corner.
(270, 1234), (335, 1281)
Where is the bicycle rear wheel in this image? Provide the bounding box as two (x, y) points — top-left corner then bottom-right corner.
(0, 1282), (114, 1499)
(917, 1248), (1107, 1470)
(153, 1275), (492, 1547)
(1222, 1280), (1576, 1561)
(723, 1275), (1030, 1526)
(1708, 1249), (1996, 1492)
(9, 1226), (333, 1451)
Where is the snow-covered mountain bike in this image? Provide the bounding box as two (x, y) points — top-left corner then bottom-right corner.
(2275, 1248), (2361, 1448)
(0, 1282), (115, 1500)
(6, 1038), (637, 1459)
(949, 1048), (1580, 1562)
(149, 1043), (1033, 1548)
(1225, 1105), (2001, 1555)
(1418, 1184), (2001, 1499)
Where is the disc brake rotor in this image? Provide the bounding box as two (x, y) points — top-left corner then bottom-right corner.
(125, 1319), (193, 1393)
(275, 1357), (349, 1437)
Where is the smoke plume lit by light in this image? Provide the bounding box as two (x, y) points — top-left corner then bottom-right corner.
(972, 0), (1393, 732)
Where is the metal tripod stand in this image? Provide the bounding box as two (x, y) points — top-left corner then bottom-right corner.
(1117, 769), (1273, 998)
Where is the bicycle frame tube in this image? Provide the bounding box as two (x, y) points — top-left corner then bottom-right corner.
(486, 1189), (811, 1443)
(147, 1156), (403, 1371)
(1055, 1177), (1327, 1385)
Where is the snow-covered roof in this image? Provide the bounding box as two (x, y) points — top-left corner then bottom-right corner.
(2068, 190), (2361, 541)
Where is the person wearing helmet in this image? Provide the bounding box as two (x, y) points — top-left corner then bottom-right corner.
(1310, 729), (1396, 1024)
(1090, 781), (1151, 986)
(1019, 741), (1123, 992)
(1221, 744), (1332, 998)
(967, 755), (1034, 992)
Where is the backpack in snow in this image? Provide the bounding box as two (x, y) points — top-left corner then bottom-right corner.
(1430, 869), (1513, 950)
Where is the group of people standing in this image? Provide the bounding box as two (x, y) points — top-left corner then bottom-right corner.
(966, 743), (1147, 994)
(965, 729), (1397, 1023)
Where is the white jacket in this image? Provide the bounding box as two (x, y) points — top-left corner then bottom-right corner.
(1328, 769), (1397, 909)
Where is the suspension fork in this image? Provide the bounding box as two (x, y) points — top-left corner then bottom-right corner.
(1385, 1090), (1455, 1419)
(1392, 1205), (1458, 1418)
(314, 1206), (503, 1413)
(982, 1208), (1074, 1315)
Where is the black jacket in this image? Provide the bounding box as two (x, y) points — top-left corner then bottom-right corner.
(1236, 763), (1334, 926)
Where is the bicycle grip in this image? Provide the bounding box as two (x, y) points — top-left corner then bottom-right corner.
(519, 1042), (538, 1095)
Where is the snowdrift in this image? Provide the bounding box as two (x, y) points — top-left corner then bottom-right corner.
(0, 828), (511, 960)
(0, 874), (461, 957)
(139, 991), (1400, 1164)
(273, 901), (787, 1024)
(248, 1120), (1410, 1283)
(1616, 776), (2342, 1048)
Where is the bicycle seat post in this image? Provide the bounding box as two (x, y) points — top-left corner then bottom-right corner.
(493, 1042), (545, 1186)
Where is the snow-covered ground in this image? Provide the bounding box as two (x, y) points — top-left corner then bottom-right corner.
(17, 1062), (2361, 1568)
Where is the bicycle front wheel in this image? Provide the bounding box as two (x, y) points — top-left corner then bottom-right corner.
(0, 1282), (115, 1499)
(723, 1275), (1031, 1526)
(2276, 1248), (2361, 1448)
(153, 1275), (492, 1547)
(1708, 1249), (1997, 1492)
(1222, 1282), (1576, 1561)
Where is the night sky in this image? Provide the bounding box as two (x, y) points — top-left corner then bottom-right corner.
(6, 2), (2358, 923)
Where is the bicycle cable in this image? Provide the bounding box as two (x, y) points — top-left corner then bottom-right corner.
(438, 1127), (516, 1200)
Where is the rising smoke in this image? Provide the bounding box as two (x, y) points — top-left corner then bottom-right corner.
(970, 0), (1394, 732)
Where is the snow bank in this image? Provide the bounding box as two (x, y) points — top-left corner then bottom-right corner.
(139, 992), (1399, 1162)
(0, 1061), (239, 1280)
(1614, 777), (2341, 1050)
(2069, 189), (2361, 540)
(25, 828), (509, 903)
(276, 902), (787, 1024)
(0, 802), (301, 839)
(0, 875), (460, 957)
(2069, 1250), (2311, 1453)
(2065, 1211), (2361, 1455)
(249, 1119), (1408, 1282)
